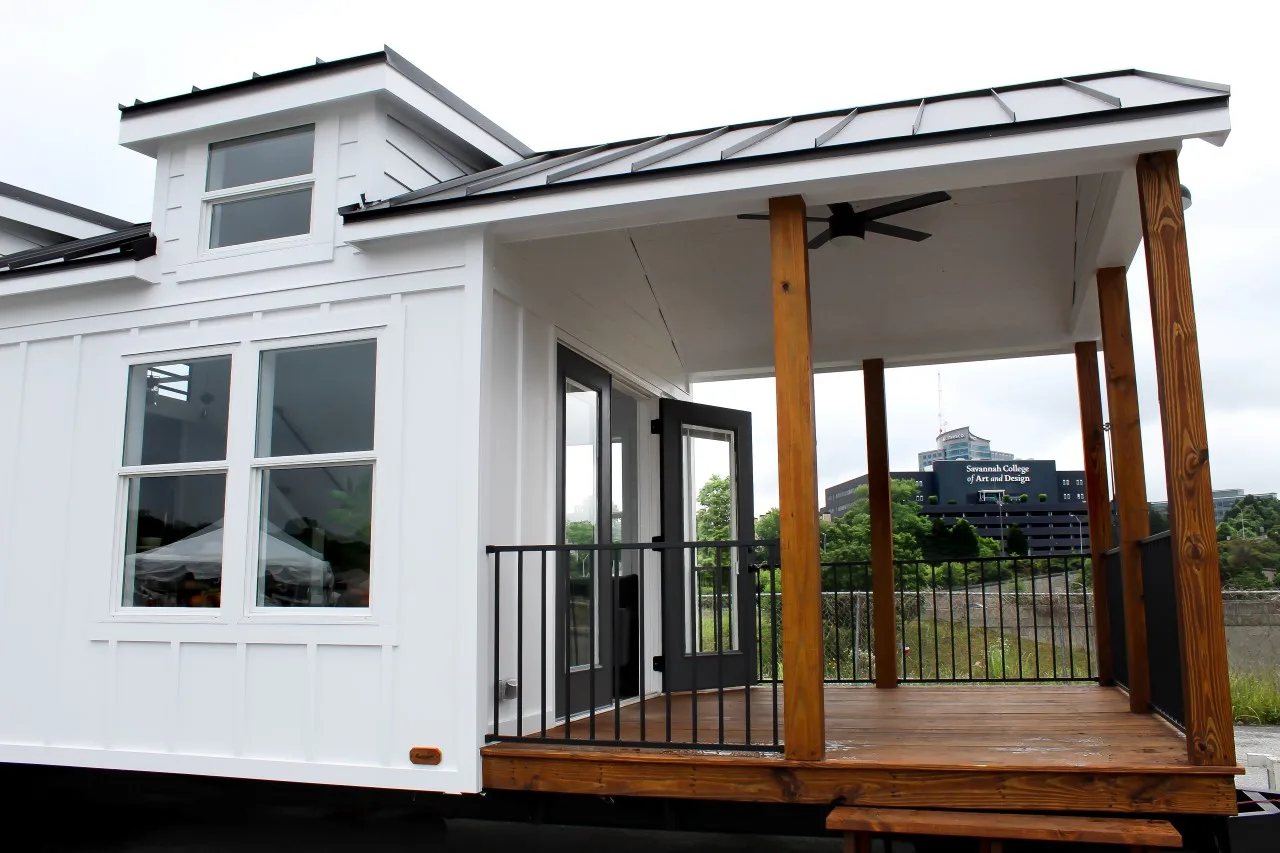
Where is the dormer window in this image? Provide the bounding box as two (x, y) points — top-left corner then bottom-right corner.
(204, 125), (315, 249)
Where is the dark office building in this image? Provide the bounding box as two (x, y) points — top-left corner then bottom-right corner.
(824, 459), (1090, 556)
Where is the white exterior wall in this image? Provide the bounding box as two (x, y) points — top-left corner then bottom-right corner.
(479, 244), (685, 734)
(0, 94), (498, 793)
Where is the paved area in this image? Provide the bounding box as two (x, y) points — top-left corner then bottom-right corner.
(1235, 724), (1280, 791)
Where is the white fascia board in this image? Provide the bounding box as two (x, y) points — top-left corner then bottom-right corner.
(0, 196), (119, 241)
(119, 64), (522, 165)
(343, 106), (1231, 247)
(0, 261), (157, 300)
(120, 66), (386, 156)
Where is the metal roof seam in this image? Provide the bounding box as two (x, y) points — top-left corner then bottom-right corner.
(467, 145), (610, 195)
(721, 118), (794, 160)
(546, 136), (671, 184)
(632, 126), (730, 172)
(1062, 78), (1123, 108)
(815, 109), (859, 148)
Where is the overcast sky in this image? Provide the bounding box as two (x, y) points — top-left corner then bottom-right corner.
(3, 1), (1274, 510)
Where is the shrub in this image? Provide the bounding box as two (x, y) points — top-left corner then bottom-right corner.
(1038, 493), (1048, 502)
(1019, 493), (1029, 503)
(928, 495), (939, 505)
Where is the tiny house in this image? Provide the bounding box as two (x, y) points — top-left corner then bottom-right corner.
(0, 48), (1241, 831)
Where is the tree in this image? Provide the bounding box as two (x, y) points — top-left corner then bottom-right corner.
(1219, 494), (1280, 542)
(1006, 523), (1029, 556)
(1148, 506), (1170, 535)
(695, 474), (732, 565)
(1219, 537), (1280, 589)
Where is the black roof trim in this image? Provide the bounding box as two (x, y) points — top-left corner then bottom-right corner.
(343, 93), (1228, 224)
(119, 47), (532, 158)
(0, 223), (154, 279)
(0, 181), (135, 231)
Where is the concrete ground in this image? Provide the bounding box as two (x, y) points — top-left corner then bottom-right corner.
(1235, 724), (1280, 791)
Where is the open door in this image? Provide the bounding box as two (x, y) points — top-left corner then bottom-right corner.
(657, 398), (757, 692)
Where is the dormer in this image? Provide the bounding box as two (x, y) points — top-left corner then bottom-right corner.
(119, 47), (530, 283)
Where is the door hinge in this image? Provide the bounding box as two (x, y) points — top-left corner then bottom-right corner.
(650, 418), (661, 435)
(652, 655), (664, 673)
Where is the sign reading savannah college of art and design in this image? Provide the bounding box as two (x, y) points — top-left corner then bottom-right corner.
(964, 462), (1032, 486)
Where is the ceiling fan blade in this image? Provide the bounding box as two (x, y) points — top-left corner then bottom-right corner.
(737, 213), (829, 221)
(857, 190), (952, 221)
(863, 221), (933, 242)
(829, 202), (856, 217)
(808, 229), (834, 250)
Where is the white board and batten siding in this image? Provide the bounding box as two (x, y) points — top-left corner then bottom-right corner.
(0, 85), (506, 792)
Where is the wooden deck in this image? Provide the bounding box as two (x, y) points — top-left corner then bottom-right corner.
(481, 684), (1240, 815)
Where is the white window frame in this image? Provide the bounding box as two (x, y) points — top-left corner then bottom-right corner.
(111, 344), (239, 623)
(240, 328), (385, 624)
(199, 125), (317, 257)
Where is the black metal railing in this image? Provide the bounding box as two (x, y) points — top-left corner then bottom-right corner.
(1139, 531), (1185, 727)
(486, 540), (781, 752)
(756, 555), (1097, 684)
(1106, 546), (1129, 689)
(487, 544), (1101, 751)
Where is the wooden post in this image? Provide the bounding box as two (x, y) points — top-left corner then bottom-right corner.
(1074, 341), (1114, 686)
(769, 195), (825, 761)
(1136, 150), (1235, 767)
(863, 358), (897, 688)
(1096, 266), (1151, 712)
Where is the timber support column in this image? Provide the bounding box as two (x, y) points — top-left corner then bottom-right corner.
(768, 195), (824, 760)
(863, 358), (898, 688)
(1074, 341), (1114, 686)
(1096, 266), (1151, 712)
(1136, 150), (1235, 766)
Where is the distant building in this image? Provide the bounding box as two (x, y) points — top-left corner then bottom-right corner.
(917, 426), (1016, 471)
(824, 459), (1090, 556)
(1150, 489), (1278, 524)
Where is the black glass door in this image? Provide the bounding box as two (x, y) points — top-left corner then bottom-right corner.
(556, 347), (615, 717)
(657, 398), (757, 692)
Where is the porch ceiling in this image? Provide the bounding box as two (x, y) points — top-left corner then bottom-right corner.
(505, 176), (1102, 382)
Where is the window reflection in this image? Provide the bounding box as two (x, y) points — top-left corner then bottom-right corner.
(122, 474), (227, 607)
(257, 464), (372, 607)
(564, 379), (598, 668)
(124, 356), (231, 466)
(257, 341), (376, 457)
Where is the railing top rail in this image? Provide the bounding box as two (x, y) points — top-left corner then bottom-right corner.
(1137, 530), (1173, 546)
(486, 539), (778, 554)
(1103, 546), (1122, 557)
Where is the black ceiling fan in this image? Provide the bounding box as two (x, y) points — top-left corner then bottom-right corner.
(737, 191), (952, 249)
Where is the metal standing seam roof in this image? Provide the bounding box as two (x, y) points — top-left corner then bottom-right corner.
(0, 181), (135, 231)
(118, 47), (534, 160)
(341, 69), (1229, 222)
(0, 223), (155, 279)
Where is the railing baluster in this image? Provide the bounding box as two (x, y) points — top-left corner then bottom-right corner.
(715, 545), (725, 747)
(613, 548), (622, 744)
(1081, 552), (1093, 679)
(1030, 558), (1040, 680)
(1014, 558), (1024, 680)
(540, 550), (547, 739)
(563, 550), (572, 742)
(743, 543), (751, 748)
(1065, 554), (1076, 679)
(493, 552), (501, 739)
(517, 551), (524, 737)
(638, 546), (646, 745)
(689, 545), (698, 746)
(948, 565), (956, 682)
(964, 562), (973, 679)
(1048, 555), (1058, 679)
(996, 556), (1005, 681)
(771, 546), (780, 748)
(588, 549), (597, 741)
(914, 563), (924, 682)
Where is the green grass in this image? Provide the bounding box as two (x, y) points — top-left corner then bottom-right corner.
(1231, 671), (1280, 725)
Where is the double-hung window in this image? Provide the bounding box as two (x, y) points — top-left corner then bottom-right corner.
(120, 356), (233, 608)
(204, 125), (315, 250)
(251, 340), (377, 608)
(118, 338), (378, 612)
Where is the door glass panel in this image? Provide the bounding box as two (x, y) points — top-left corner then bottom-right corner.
(682, 425), (739, 654)
(563, 379), (599, 669)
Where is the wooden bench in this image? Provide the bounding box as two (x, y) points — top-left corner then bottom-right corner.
(827, 806), (1182, 852)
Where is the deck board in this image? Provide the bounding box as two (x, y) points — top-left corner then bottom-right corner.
(482, 684), (1240, 814)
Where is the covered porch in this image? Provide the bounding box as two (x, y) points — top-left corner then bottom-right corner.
(344, 70), (1240, 816)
